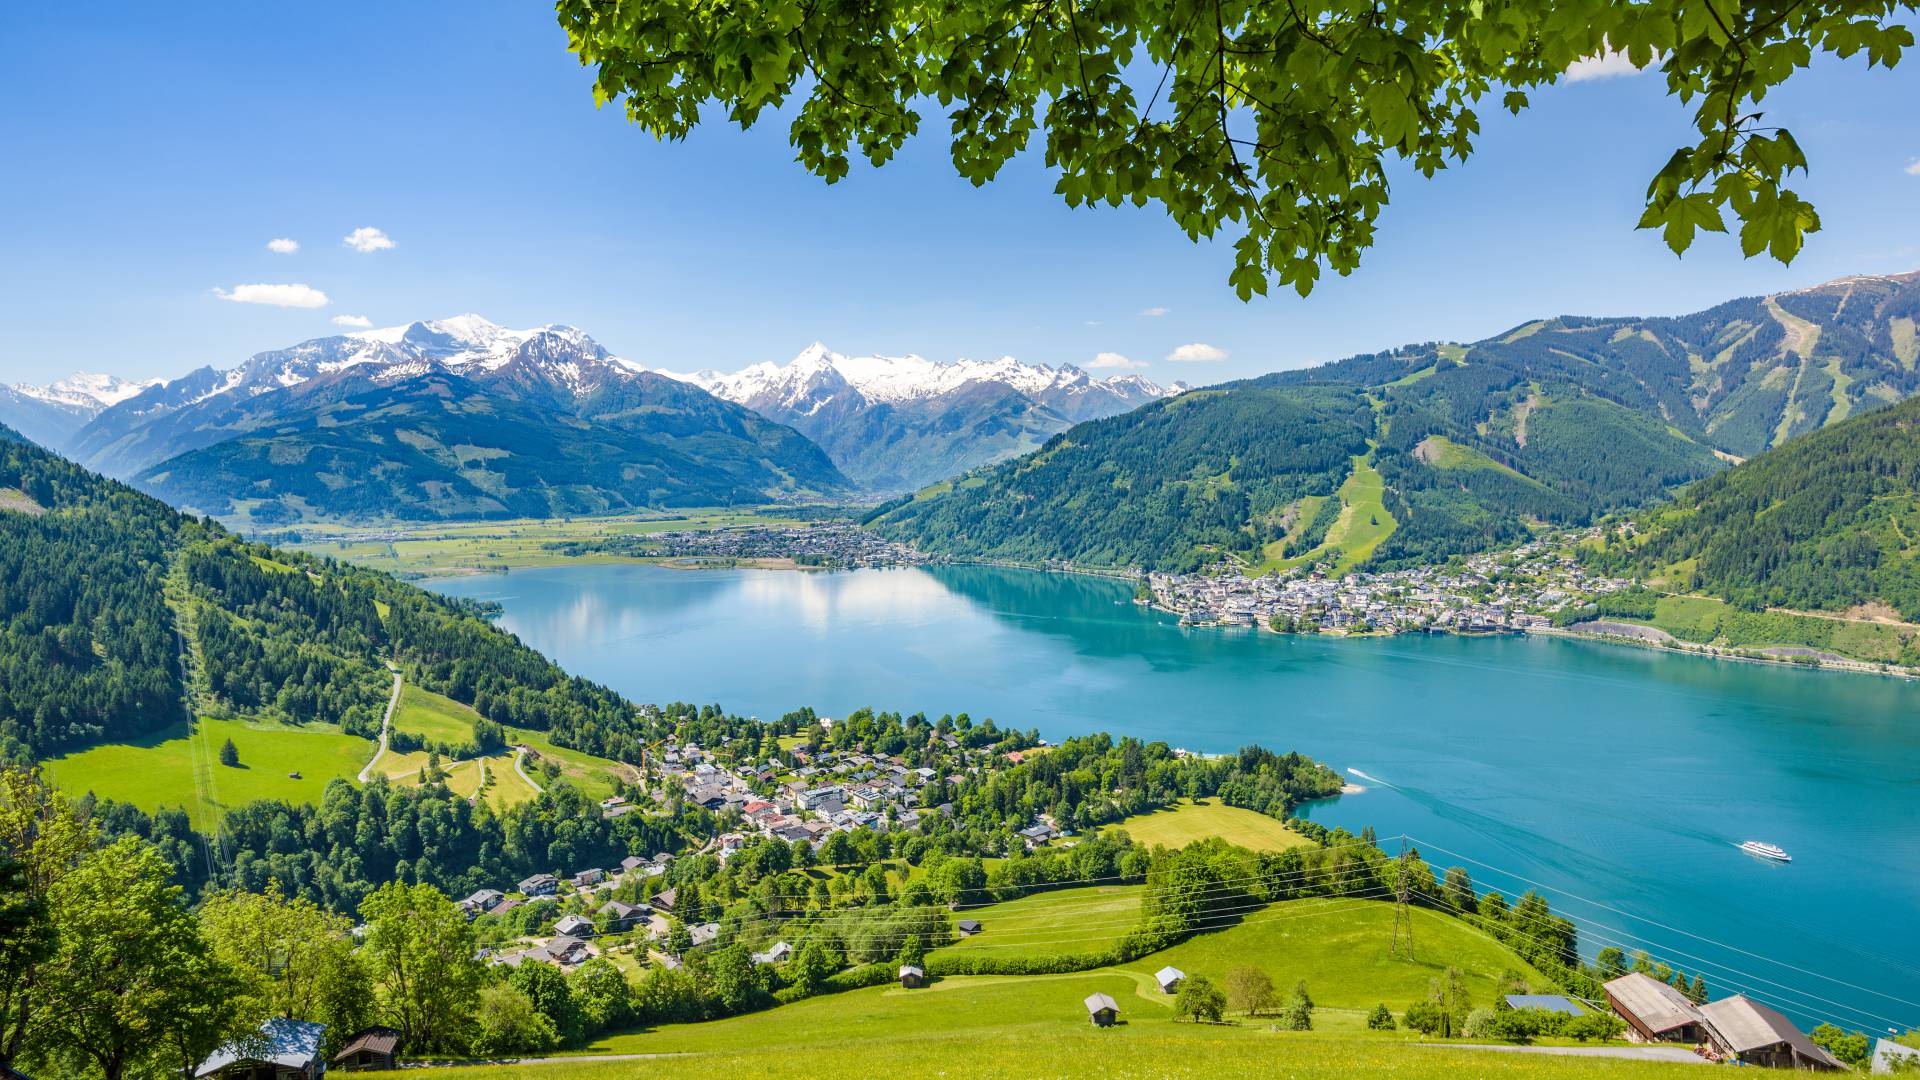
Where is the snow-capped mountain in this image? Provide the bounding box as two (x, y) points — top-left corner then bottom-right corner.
(0, 373), (166, 454)
(678, 343), (1184, 491)
(67, 316), (658, 478)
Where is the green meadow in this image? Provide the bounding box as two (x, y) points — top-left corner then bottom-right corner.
(1101, 798), (1314, 853)
(935, 885), (1146, 960)
(44, 716), (371, 827)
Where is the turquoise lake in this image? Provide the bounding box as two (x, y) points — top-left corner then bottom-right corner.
(431, 562), (1920, 1033)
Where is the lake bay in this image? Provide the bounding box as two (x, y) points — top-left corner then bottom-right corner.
(431, 562), (1920, 1033)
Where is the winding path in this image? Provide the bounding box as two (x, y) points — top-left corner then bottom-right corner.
(357, 665), (403, 784)
(512, 745), (545, 795)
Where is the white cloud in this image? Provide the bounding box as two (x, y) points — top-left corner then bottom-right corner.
(1139, 306), (1169, 317)
(1166, 342), (1228, 363)
(214, 283), (330, 308)
(1566, 49), (1650, 82)
(1905, 157), (1920, 176)
(343, 226), (395, 253)
(1087, 352), (1148, 370)
(331, 314), (373, 328)
(266, 237), (300, 254)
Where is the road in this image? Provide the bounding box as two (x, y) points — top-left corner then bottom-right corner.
(512, 745), (545, 794)
(356, 666), (403, 784)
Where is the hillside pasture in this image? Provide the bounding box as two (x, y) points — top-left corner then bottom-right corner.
(44, 716), (371, 827)
(934, 885), (1145, 961)
(1101, 798), (1313, 853)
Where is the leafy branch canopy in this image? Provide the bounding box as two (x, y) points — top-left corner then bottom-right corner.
(557, 0), (1914, 297)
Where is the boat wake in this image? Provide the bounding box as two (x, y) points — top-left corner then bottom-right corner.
(1345, 767), (1391, 791)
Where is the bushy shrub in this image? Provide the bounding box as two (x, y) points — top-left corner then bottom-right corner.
(1366, 1003), (1396, 1030)
(1460, 1007), (1499, 1039)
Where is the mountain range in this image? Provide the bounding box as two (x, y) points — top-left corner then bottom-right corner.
(0, 373), (162, 455)
(873, 270), (1920, 572)
(27, 317), (1176, 521)
(682, 344), (1180, 491)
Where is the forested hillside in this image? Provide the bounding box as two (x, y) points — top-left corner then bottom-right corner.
(1589, 396), (1920, 620)
(0, 421), (662, 764)
(875, 272), (1920, 572)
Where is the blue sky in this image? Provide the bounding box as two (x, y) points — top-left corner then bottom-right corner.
(2, 2), (1917, 387)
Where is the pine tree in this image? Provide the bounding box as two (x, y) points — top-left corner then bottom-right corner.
(218, 738), (239, 767)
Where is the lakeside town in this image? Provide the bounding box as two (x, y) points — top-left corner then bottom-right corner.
(1141, 539), (1634, 637)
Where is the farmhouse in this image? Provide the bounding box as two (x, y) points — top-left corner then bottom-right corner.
(1084, 992), (1120, 1028)
(899, 964), (925, 989)
(1155, 966), (1185, 994)
(332, 1026), (402, 1071)
(196, 1017), (326, 1079)
(518, 873), (559, 897)
(1503, 993), (1583, 1016)
(1605, 972), (1708, 1043)
(751, 941), (793, 965)
(1699, 995), (1844, 1070)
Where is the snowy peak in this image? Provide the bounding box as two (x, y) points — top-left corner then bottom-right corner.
(12, 372), (165, 412)
(693, 345), (1179, 409)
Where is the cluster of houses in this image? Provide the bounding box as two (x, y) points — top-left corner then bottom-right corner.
(1602, 971), (1851, 1070)
(660, 736), (975, 848)
(639, 523), (929, 569)
(1143, 541), (1630, 636)
(455, 857), (676, 973)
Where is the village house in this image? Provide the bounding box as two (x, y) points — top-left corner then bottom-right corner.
(1604, 973), (1709, 1043)
(598, 900), (648, 930)
(196, 1018), (326, 1079)
(751, 941), (793, 965)
(619, 855), (648, 875)
(541, 935), (594, 966)
(457, 888), (504, 917)
(332, 1026), (402, 1072)
(518, 873), (559, 897)
(554, 913), (595, 938)
(573, 868), (606, 888)
(1699, 995), (1844, 1070)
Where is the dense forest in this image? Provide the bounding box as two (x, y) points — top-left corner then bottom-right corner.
(0, 421), (673, 768)
(876, 273), (1920, 574)
(1588, 395), (1920, 619)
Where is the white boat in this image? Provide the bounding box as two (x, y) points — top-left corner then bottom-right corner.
(1739, 840), (1792, 863)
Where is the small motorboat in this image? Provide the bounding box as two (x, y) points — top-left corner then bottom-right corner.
(1739, 840), (1791, 863)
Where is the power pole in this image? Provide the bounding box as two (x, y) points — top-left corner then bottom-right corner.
(1392, 837), (1416, 960)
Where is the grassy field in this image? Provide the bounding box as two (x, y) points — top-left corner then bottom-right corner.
(934, 886), (1145, 960)
(1255, 453), (1398, 575)
(1100, 798), (1313, 853)
(44, 716), (371, 827)
(283, 507), (818, 575)
(391, 684), (480, 745)
(510, 727), (634, 801)
(425, 1031), (1704, 1080)
(1122, 897), (1553, 1015)
(415, 891), (1690, 1079)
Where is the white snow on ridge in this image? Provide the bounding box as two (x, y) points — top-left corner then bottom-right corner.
(12, 372), (166, 411)
(686, 342), (1181, 407)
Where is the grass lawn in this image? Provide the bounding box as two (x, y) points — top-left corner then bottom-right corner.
(391, 684), (481, 745)
(1101, 798), (1313, 853)
(510, 728), (634, 801)
(1123, 897), (1554, 1015)
(933, 885), (1145, 960)
(1254, 453), (1397, 575)
(44, 716), (372, 827)
(425, 973), (1697, 1079)
(284, 507), (819, 574)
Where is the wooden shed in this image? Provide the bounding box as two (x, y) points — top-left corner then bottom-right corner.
(1155, 966), (1185, 994)
(899, 964), (925, 989)
(1604, 972), (1708, 1043)
(1700, 995), (1844, 1070)
(1084, 992), (1120, 1027)
(332, 1026), (402, 1072)
(956, 919), (982, 936)
(196, 1017), (326, 1079)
